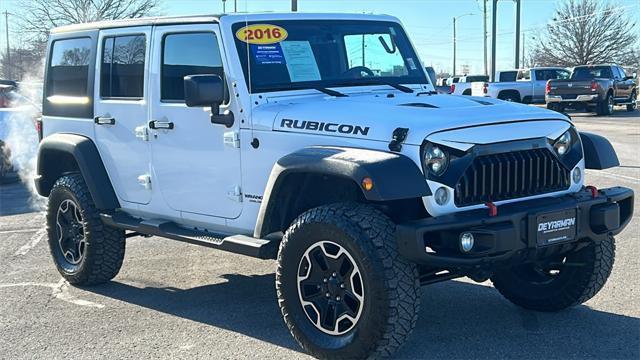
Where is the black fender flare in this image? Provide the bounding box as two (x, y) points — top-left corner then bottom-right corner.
(35, 133), (120, 210)
(254, 146), (430, 237)
(579, 132), (620, 170)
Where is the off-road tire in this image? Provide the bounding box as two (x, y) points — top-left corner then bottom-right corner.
(46, 173), (125, 285)
(491, 237), (615, 312)
(276, 203), (421, 359)
(596, 93), (614, 116)
(627, 91), (637, 112)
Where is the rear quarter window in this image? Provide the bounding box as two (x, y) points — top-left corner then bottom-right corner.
(44, 35), (96, 118)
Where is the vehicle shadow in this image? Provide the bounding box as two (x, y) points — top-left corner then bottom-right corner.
(568, 109), (639, 118)
(88, 273), (639, 359)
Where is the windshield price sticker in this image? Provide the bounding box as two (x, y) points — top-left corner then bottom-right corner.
(236, 24), (288, 44)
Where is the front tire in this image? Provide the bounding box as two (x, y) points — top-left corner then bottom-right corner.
(46, 174), (125, 285)
(276, 203), (420, 359)
(491, 238), (615, 312)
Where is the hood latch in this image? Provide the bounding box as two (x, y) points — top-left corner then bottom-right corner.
(388, 128), (409, 152)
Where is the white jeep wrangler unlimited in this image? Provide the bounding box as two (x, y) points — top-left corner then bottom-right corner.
(36, 13), (633, 359)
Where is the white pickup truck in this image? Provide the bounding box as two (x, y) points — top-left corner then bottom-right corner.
(472, 67), (570, 103)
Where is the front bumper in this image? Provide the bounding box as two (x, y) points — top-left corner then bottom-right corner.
(397, 186), (633, 267)
(546, 94), (599, 103)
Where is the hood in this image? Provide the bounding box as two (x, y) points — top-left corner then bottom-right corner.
(252, 91), (570, 145)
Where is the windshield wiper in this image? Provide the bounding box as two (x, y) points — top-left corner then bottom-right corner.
(382, 82), (414, 93)
(314, 87), (348, 97)
(330, 79), (414, 93)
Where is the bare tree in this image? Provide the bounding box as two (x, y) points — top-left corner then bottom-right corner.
(0, 46), (43, 80)
(533, 0), (638, 67)
(18, 0), (159, 43)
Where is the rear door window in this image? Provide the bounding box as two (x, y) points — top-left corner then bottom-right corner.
(101, 35), (146, 99)
(47, 37), (92, 98)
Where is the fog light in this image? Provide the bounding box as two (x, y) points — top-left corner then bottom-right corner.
(460, 232), (474, 252)
(572, 167), (582, 183)
(434, 187), (449, 205)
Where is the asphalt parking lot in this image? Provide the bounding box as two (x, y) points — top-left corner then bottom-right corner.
(0, 109), (638, 359)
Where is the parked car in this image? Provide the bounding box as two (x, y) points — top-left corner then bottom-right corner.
(35, 13), (633, 359)
(450, 74), (490, 95)
(546, 64), (637, 115)
(472, 67), (570, 103)
(0, 109), (17, 183)
(0, 83), (16, 108)
(426, 68), (451, 94)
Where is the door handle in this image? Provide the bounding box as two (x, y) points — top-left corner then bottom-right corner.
(94, 116), (115, 125)
(149, 120), (174, 130)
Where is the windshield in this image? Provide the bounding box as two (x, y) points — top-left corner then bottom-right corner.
(571, 66), (612, 80)
(232, 20), (428, 93)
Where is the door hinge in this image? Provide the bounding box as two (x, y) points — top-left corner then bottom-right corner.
(137, 174), (152, 190)
(227, 186), (242, 202)
(224, 131), (240, 148)
(135, 125), (149, 141)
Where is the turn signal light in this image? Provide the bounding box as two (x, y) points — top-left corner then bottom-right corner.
(482, 83), (488, 94)
(591, 81), (597, 92)
(361, 177), (374, 191)
(450, 84), (455, 93)
(545, 81), (551, 94)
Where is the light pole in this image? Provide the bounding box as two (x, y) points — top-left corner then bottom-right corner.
(453, 13), (474, 76)
(222, 0), (226, 13)
(292, 0), (298, 11)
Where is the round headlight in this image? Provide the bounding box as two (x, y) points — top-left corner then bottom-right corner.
(554, 130), (572, 155)
(425, 145), (449, 175)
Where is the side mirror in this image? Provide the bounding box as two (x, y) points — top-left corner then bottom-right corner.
(184, 74), (234, 127)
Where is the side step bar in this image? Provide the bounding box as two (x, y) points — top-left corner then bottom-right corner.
(100, 212), (279, 260)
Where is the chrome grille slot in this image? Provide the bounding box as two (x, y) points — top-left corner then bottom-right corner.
(454, 148), (571, 207)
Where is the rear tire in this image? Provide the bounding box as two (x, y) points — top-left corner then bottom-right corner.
(627, 91), (637, 112)
(596, 93), (614, 116)
(491, 238), (615, 312)
(546, 103), (564, 113)
(46, 174), (125, 285)
(499, 92), (520, 103)
(276, 203), (420, 359)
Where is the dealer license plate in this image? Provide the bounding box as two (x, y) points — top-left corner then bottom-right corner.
(536, 209), (577, 246)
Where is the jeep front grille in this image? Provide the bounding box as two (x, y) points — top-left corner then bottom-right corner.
(454, 148), (571, 207)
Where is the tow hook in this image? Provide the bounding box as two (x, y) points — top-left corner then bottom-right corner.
(586, 185), (599, 199)
(485, 201), (498, 217)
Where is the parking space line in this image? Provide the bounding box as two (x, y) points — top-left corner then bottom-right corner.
(14, 228), (46, 256)
(586, 170), (640, 184)
(0, 228), (41, 234)
(0, 279), (105, 308)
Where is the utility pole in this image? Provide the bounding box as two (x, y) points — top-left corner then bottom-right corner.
(521, 33), (525, 67)
(453, 17), (456, 76)
(361, 35), (365, 67)
(483, 0), (488, 76)
(292, 0), (298, 12)
(514, 0), (521, 69)
(222, 0), (226, 14)
(4, 11), (10, 80)
(234, 0), (237, 12)
(453, 13), (474, 77)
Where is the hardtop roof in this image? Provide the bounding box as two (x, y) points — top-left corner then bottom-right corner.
(51, 12), (399, 34)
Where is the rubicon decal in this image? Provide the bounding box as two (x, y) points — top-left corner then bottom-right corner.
(537, 217), (576, 233)
(280, 119), (370, 136)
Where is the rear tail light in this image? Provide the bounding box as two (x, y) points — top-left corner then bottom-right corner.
(450, 84), (455, 93)
(34, 117), (43, 142)
(591, 81), (597, 92)
(482, 83), (488, 94)
(545, 81), (551, 94)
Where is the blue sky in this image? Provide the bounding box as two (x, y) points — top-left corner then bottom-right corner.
(1, 0), (639, 75)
